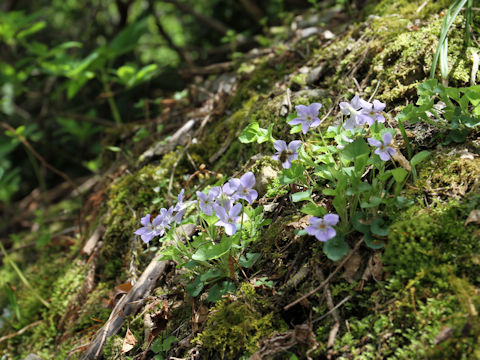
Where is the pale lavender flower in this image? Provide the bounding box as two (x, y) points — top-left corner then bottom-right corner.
(223, 172), (258, 204)
(359, 99), (386, 125)
(288, 103), (322, 134)
(172, 189), (196, 223)
(340, 95), (366, 130)
(197, 187), (221, 216)
(272, 140), (302, 169)
(368, 132), (396, 161)
(153, 207), (174, 237)
(134, 214), (156, 243)
(214, 203), (242, 236)
(305, 214), (339, 242)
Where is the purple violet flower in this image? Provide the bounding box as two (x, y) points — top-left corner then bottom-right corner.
(134, 214), (156, 243)
(272, 140), (302, 169)
(197, 187), (221, 216)
(305, 214), (339, 242)
(288, 103), (322, 134)
(153, 207), (174, 237)
(214, 203), (242, 236)
(359, 99), (386, 125)
(339, 95), (366, 130)
(223, 172), (258, 204)
(172, 189), (196, 223)
(368, 132), (396, 161)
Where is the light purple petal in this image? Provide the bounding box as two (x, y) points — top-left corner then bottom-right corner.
(376, 149), (390, 161)
(373, 99), (386, 112)
(152, 214), (164, 226)
(342, 134), (354, 143)
(197, 191), (207, 202)
(282, 159), (291, 168)
(141, 232), (156, 244)
(358, 113), (372, 126)
(273, 140), (287, 152)
(214, 204), (228, 221)
(315, 229), (329, 242)
(339, 102), (350, 115)
(310, 119), (321, 128)
(295, 104), (309, 116)
(309, 217), (323, 226)
(343, 118), (356, 131)
(368, 138), (381, 147)
(305, 225), (318, 236)
(140, 214), (151, 227)
(272, 154), (280, 161)
(240, 172), (256, 188)
(135, 227), (150, 236)
(359, 98), (372, 110)
(350, 95), (362, 110)
(290, 152), (298, 161)
(209, 186), (221, 199)
(288, 140), (302, 152)
(173, 209), (185, 223)
(323, 214), (339, 226)
(382, 132), (393, 145)
(199, 202), (213, 216)
(225, 223), (236, 236)
(288, 118), (305, 126)
(326, 227), (336, 240)
(375, 114), (385, 123)
(301, 123), (310, 134)
(229, 203), (242, 217)
(387, 147), (396, 156)
(307, 102), (322, 115)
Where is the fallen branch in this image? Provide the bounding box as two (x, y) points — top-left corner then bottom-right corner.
(283, 239), (363, 311)
(0, 320), (42, 343)
(79, 256), (170, 359)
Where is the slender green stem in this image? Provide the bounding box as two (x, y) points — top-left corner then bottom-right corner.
(0, 242), (50, 308)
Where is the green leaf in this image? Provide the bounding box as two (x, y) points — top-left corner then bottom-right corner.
(238, 122), (272, 144)
(301, 203), (327, 217)
(207, 281), (236, 302)
(239, 253), (261, 268)
(323, 236), (349, 261)
(109, 18), (148, 56)
(340, 138), (370, 164)
(192, 236), (233, 261)
(199, 269), (224, 283)
(186, 276), (204, 297)
(391, 167), (408, 183)
(410, 150), (430, 167)
(360, 196), (383, 208)
(279, 163), (305, 185)
(291, 188), (312, 203)
(363, 233), (385, 249)
(17, 21), (46, 39)
(352, 211), (370, 234)
(370, 218), (389, 237)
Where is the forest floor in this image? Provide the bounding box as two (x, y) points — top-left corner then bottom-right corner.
(1, 0), (480, 359)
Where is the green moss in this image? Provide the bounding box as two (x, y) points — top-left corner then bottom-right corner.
(194, 283), (287, 359)
(384, 198), (480, 282)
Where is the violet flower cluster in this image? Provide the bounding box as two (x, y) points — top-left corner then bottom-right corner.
(134, 190), (188, 243)
(268, 94), (396, 245)
(135, 172), (258, 243)
(340, 95), (386, 130)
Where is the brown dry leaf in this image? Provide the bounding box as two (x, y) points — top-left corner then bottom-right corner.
(362, 253), (384, 281)
(287, 215), (312, 230)
(392, 149), (412, 171)
(465, 209), (480, 226)
(122, 327), (137, 353)
(149, 300), (172, 340)
(341, 253), (362, 283)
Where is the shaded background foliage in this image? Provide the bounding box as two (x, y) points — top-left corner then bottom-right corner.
(0, 0), (316, 208)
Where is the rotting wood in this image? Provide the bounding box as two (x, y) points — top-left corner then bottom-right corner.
(79, 256), (171, 360)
